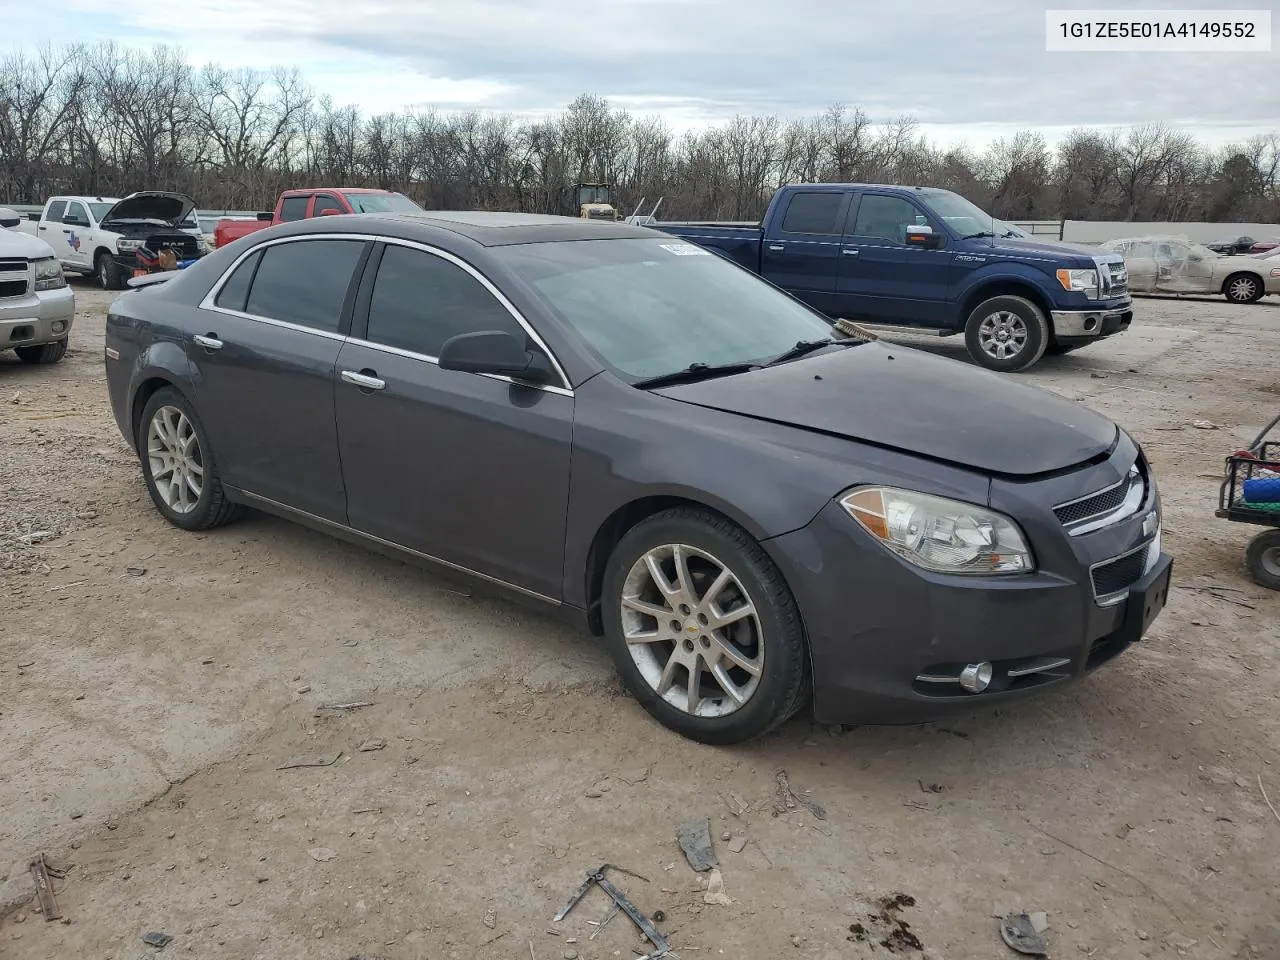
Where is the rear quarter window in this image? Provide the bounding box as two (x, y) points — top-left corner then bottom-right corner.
(213, 250), (262, 313)
(780, 192), (844, 235)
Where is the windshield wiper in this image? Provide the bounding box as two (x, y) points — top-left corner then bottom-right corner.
(630, 361), (760, 390)
(961, 231), (996, 240)
(763, 337), (858, 367)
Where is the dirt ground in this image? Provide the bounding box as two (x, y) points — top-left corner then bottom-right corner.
(2, 281), (1278, 960)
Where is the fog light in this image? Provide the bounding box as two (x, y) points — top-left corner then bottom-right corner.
(52, 320), (65, 333)
(1083, 316), (1099, 332)
(959, 661), (993, 693)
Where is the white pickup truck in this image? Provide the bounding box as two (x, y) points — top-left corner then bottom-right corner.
(0, 206), (75, 364)
(17, 192), (208, 290)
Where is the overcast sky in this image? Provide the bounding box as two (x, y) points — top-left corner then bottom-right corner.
(8, 0), (1279, 147)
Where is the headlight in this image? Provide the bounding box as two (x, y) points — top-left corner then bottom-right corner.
(117, 238), (142, 252)
(32, 257), (66, 291)
(1056, 268), (1100, 299)
(839, 486), (1035, 575)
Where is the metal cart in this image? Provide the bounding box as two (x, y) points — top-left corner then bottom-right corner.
(1216, 410), (1280, 590)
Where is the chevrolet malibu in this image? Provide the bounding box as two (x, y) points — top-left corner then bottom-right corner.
(104, 212), (1173, 744)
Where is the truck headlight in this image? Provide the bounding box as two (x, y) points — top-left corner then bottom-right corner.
(1056, 268), (1100, 299)
(117, 238), (142, 252)
(839, 486), (1035, 575)
(33, 257), (66, 291)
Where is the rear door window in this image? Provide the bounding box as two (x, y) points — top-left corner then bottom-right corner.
(243, 239), (366, 333)
(779, 192), (844, 235)
(63, 201), (89, 226)
(278, 196), (309, 222)
(312, 194), (345, 216)
(45, 200), (67, 222)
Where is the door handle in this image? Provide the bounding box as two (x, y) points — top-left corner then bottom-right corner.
(341, 369), (385, 391)
(61, 228), (71, 234)
(841, 248), (859, 256)
(767, 243), (785, 252)
(38, 225), (47, 231)
(193, 334), (223, 350)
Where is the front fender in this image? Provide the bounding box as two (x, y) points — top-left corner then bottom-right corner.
(956, 261), (1060, 311)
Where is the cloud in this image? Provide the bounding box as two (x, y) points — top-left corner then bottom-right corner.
(13, 0), (1280, 143)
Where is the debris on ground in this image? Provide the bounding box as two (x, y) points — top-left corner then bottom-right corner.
(619, 765), (651, 785)
(727, 834), (748, 854)
(721, 792), (750, 818)
(702, 867), (734, 906)
(308, 847), (337, 862)
(772, 769), (827, 820)
(584, 778), (610, 798)
(125, 566), (146, 577)
(999, 912), (1048, 956)
(142, 931), (173, 948)
(317, 701), (374, 711)
(277, 752), (342, 770)
(918, 780), (945, 793)
(1191, 420), (1218, 430)
(29, 854), (61, 921)
(676, 817), (717, 872)
(357, 738), (386, 752)
(848, 893), (922, 954)
(553, 865), (667, 958)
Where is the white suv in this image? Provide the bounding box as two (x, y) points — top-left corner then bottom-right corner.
(0, 207), (74, 364)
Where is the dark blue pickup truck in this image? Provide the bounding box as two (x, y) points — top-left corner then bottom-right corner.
(654, 183), (1133, 372)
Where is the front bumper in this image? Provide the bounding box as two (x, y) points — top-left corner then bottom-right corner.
(0, 286), (75, 349)
(765, 437), (1170, 724)
(1051, 301), (1133, 345)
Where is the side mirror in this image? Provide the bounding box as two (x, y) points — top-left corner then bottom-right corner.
(319, 208), (341, 216)
(904, 224), (942, 249)
(256, 212), (273, 221)
(0, 207), (20, 229)
(438, 330), (551, 384)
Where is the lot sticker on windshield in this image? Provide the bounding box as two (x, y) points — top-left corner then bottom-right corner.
(658, 242), (711, 256)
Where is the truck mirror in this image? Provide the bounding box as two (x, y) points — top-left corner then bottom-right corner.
(905, 225), (941, 249)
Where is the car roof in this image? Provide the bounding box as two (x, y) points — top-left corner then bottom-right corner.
(274, 210), (659, 247)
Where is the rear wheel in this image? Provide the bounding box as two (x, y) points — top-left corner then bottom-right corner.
(600, 507), (809, 744)
(138, 387), (242, 531)
(1223, 273), (1263, 304)
(963, 295), (1049, 372)
(1245, 530), (1280, 591)
(15, 339), (67, 364)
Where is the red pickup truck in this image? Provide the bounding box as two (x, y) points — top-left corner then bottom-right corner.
(213, 188), (425, 248)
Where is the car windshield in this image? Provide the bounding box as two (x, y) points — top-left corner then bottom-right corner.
(495, 238), (839, 380)
(88, 202), (114, 221)
(920, 190), (999, 237)
(344, 193), (423, 214)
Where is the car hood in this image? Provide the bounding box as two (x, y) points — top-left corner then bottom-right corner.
(654, 343), (1118, 477)
(0, 227), (57, 259)
(987, 237), (1121, 262)
(101, 191), (197, 228)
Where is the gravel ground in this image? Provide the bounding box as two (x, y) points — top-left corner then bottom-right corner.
(1, 281), (1278, 960)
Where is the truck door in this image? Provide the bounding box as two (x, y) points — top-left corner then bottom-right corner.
(59, 201), (95, 272)
(759, 190), (849, 316)
(310, 193), (346, 217)
(836, 192), (954, 327)
(38, 200), (71, 263)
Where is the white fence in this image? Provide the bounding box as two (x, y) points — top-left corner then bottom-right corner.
(1059, 220), (1280, 245)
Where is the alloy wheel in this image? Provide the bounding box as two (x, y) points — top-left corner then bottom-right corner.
(146, 405), (204, 514)
(1228, 276), (1258, 302)
(977, 310), (1028, 360)
(619, 543), (763, 717)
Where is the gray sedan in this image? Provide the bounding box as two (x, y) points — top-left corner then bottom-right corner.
(104, 212), (1173, 743)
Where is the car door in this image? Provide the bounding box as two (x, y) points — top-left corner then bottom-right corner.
(59, 201), (94, 272)
(837, 192), (954, 325)
(38, 200), (71, 263)
(759, 189), (849, 316)
(1118, 241), (1157, 292)
(333, 240), (574, 600)
(190, 235), (372, 522)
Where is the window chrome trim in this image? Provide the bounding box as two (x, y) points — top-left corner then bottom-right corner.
(197, 231), (575, 395)
(235, 489), (560, 606)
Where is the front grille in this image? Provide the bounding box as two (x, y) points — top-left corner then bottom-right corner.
(1054, 460), (1145, 530)
(0, 258), (27, 271)
(1091, 547), (1148, 599)
(1100, 261), (1128, 297)
(0, 277), (29, 299)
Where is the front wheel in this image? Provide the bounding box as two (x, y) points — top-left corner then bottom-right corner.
(96, 251), (124, 290)
(15, 339), (67, 364)
(1223, 273), (1263, 304)
(1245, 530), (1280, 591)
(963, 295), (1049, 372)
(137, 386), (243, 531)
(600, 507), (809, 744)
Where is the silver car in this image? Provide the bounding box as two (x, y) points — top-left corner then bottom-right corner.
(0, 207), (75, 364)
(1101, 236), (1278, 304)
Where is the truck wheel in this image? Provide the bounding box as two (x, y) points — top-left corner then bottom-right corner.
(1245, 530), (1280, 591)
(96, 251), (124, 291)
(1223, 273), (1263, 304)
(964, 295), (1049, 372)
(15, 338), (68, 364)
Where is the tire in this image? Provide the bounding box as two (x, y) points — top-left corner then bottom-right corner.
(15, 339), (67, 364)
(963, 295), (1049, 372)
(96, 251), (124, 291)
(1245, 530), (1280, 591)
(1223, 272), (1263, 304)
(137, 386), (243, 531)
(600, 506), (809, 744)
